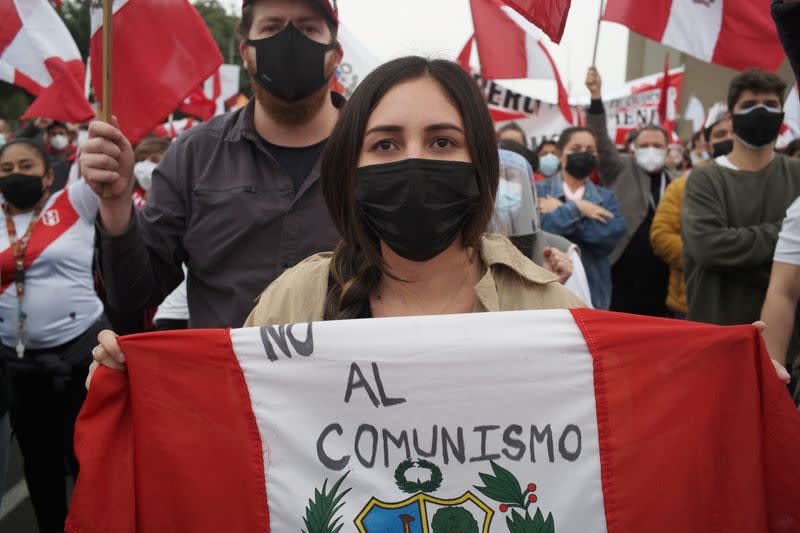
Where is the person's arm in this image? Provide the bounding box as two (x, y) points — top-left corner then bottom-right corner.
(682, 170), (781, 269)
(539, 201), (582, 236)
(584, 67), (625, 186)
(573, 193), (628, 256)
(772, 0), (800, 84)
(563, 247), (594, 309)
(650, 179), (684, 269)
(84, 120), (187, 311)
(760, 261), (800, 365)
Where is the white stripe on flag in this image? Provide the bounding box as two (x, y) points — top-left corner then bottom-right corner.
(0, 0), (82, 88)
(231, 310), (609, 532)
(661, 0), (724, 62)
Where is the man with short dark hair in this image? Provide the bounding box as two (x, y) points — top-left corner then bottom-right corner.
(585, 67), (671, 316)
(683, 69), (800, 340)
(80, 0), (343, 328)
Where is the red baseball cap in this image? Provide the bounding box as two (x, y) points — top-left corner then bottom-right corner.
(241, 0), (338, 27)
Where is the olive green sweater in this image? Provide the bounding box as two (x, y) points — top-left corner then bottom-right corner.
(682, 154), (800, 330)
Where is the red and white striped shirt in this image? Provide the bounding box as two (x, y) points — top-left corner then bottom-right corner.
(0, 179), (102, 349)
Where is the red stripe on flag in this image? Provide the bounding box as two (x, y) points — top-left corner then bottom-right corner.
(21, 58), (94, 123)
(13, 69), (45, 96)
(0, 192), (80, 294)
(711, 0), (784, 72)
(537, 41), (573, 124)
(499, 0), (571, 43)
(67, 329), (270, 533)
(470, 0), (528, 79)
(572, 309), (800, 532)
(0, 0), (22, 55)
(602, 0), (672, 42)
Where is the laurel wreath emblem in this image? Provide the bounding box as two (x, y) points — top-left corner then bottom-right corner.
(394, 459), (444, 494)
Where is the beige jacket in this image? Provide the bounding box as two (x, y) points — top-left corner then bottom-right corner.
(244, 234), (585, 327)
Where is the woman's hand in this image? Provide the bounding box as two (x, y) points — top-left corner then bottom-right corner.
(86, 329), (127, 390)
(538, 195), (563, 214)
(542, 247), (573, 284)
(575, 200), (614, 224)
(753, 321), (791, 384)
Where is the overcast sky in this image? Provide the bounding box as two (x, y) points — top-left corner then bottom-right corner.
(217, 0), (630, 102)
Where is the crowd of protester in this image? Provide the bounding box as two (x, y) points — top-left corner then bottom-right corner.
(0, 0), (798, 530)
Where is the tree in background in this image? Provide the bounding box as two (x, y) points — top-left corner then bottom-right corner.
(190, 0), (249, 97)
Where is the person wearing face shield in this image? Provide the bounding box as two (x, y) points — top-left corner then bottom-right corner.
(683, 70), (800, 371)
(585, 67), (673, 317)
(79, 0), (344, 329)
(536, 127), (627, 310)
(489, 149), (593, 306)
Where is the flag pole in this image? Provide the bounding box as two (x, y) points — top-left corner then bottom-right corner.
(591, 0), (606, 66)
(100, 0), (113, 198)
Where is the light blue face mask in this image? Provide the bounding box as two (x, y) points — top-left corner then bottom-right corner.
(496, 179), (522, 214)
(539, 153), (560, 177)
(0, 134), (6, 148)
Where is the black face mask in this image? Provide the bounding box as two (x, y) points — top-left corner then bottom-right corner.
(564, 152), (597, 179)
(712, 139), (734, 158)
(1, 173), (45, 209)
(247, 24), (337, 103)
(732, 105), (785, 149)
(355, 159), (480, 263)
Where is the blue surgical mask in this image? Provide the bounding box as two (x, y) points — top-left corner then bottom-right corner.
(539, 153), (560, 177)
(496, 179), (522, 214)
(0, 134), (6, 147)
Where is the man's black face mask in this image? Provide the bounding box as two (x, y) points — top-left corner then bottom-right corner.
(247, 23), (337, 103)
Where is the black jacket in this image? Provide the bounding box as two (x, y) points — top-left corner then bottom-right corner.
(773, 0), (800, 83)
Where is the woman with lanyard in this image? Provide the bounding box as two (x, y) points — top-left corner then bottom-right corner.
(88, 57), (585, 378)
(0, 139), (109, 532)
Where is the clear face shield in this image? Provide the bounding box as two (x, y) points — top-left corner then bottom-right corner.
(487, 150), (540, 257)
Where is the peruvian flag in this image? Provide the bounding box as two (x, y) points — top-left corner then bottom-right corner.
(66, 310), (800, 533)
(470, 0), (574, 124)
(179, 64), (242, 120)
(90, 0), (222, 144)
(0, 0), (94, 123)
(498, 0), (572, 44)
(603, 0), (785, 72)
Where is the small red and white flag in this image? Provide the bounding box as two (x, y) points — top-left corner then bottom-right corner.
(0, 0), (94, 123)
(469, 0), (574, 124)
(497, 0), (572, 44)
(603, 0), (785, 72)
(179, 64), (241, 120)
(66, 310), (800, 533)
(90, 0), (222, 143)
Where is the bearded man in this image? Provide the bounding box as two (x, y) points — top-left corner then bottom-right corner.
(80, 0), (343, 327)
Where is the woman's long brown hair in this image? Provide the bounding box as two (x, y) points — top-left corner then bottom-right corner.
(321, 56), (499, 320)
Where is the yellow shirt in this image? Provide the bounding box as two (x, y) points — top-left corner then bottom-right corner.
(244, 233), (586, 327)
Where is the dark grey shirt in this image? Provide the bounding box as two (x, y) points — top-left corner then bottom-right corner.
(96, 96), (343, 328)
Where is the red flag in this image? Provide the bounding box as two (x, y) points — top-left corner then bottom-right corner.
(178, 86), (216, 121)
(603, 0), (784, 72)
(499, 0), (572, 43)
(1, 0), (94, 123)
(457, 35), (475, 73)
(90, 0), (222, 143)
(470, 0), (574, 124)
(657, 54), (669, 125)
